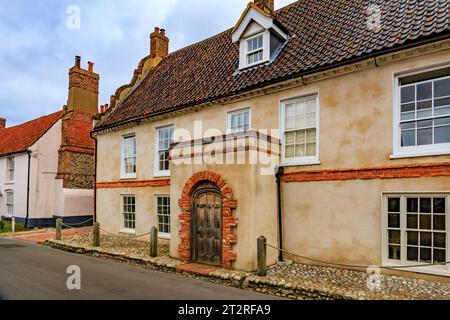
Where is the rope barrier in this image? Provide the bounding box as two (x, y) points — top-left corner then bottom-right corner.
(60, 217), (94, 229)
(99, 228), (151, 239)
(266, 243), (450, 270)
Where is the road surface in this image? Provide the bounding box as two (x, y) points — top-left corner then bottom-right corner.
(0, 237), (278, 300)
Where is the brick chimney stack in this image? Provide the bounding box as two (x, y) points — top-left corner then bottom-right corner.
(67, 56), (100, 115)
(254, 0), (274, 12)
(150, 27), (169, 67)
(0, 118), (5, 129)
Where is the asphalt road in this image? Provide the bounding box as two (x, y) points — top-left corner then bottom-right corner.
(0, 237), (278, 300)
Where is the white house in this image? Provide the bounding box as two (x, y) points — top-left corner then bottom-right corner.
(0, 57), (99, 227)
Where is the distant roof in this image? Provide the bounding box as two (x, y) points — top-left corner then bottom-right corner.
(0, 111), (63, 157)
(97, 0), (450, 130)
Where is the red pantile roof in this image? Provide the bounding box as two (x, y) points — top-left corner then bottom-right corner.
(0, 111), (63, 157)
(96, 0), (450, 130)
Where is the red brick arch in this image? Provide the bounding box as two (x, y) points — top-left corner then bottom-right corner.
(178, 171), (238, 269)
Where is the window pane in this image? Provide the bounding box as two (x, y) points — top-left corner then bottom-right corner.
(401, 103), (415, 113)
(420, 198), (432, 213)
(435, 106), (450, 116)
(417, 82), (432, 100)
(401, 85), (415, 103)
(435, 126), (450, 144)
(420, 232), (432, 247)
(434, 249), (446, 263)
(407, 214), (418, 229)
(407, 246), (419, 262)
(401, 130), (415, 147)
(306, 143), (316, 157)
(417, 100), (432, 110)
(388, 198), (400, 212)
(433, 215), (446, 231)
(417, 128), (432, 146)
(407, 198), (418, 213)
(420, 215), (432, 230)
(407, 231), (418, 246)
(434, 233), (446, 248)
(435, 97), (450, 108)
(389, 230), (401, 244)
(388, 214), (400, 228)
(420, 248), (432, 263)
(285, 145), (295, 158)
(389, 245), (401, 260)
(433, 198), (446, 214)
(434, 78), (450, 98)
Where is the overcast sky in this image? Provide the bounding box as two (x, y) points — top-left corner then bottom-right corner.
(0, 0), (295, 127)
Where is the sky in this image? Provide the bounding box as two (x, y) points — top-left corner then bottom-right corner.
(0, 0), (295, 127)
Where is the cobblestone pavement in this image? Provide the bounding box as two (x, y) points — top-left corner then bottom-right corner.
(265, 262), (450, 300)
(60, 232), (170, 258)
(50, 233), (450, 300)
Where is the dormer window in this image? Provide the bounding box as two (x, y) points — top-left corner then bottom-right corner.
(232, 2), (288, 70)
(246, 34), (264, 66)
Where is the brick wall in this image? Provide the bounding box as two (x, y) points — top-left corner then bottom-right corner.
(178, 171), (238, 269)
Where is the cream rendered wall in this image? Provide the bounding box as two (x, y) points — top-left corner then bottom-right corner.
(96, 48), (450, 271)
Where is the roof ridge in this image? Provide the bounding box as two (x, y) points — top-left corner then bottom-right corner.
(166, 1), (300, 57)
(3, 110), (62, 131)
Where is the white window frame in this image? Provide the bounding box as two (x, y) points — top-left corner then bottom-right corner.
(239, 31), (270, 69)
(392, 65), (450, 159)
(381, 193), (450, 276)
(120, 134), (137, 179)
(154, 125), (174, 177)
(227, 107), (251, 133)
(5, 190), (14, 217)
(121, 195), (136, 234)
(155, 195), (171, 239)
(280, 94), (320, 166)
(6, 156), (14, 182)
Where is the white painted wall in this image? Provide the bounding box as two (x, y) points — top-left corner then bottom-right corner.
(0, 152), (30, 219)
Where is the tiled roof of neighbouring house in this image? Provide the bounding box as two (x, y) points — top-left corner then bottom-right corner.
(0, 111), (63, 157)
(96, 0), (450, 130)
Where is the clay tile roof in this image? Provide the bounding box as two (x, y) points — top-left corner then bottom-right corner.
(0, 111), (63, 157)
(97, 0), (450, 130)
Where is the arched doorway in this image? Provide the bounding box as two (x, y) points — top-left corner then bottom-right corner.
(178, 171), (238, 269)
(191, 183), (222, 266)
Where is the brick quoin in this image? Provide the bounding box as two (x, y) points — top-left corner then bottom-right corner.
(178, 171), (238, 269)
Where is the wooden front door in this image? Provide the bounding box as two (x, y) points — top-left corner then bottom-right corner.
(192, 184), (222, 266)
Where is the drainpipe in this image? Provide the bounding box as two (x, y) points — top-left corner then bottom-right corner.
(90, 131), (97, 223)
(275, 166), (285, 262)
(24, 150), (31, 228)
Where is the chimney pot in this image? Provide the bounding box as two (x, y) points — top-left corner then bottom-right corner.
(88, 61), (94, 72)
(0, 118), (6, 129)
(75, 55), (81, 68)
(104, 104), (109, 111)
(154, 27), (160, 33)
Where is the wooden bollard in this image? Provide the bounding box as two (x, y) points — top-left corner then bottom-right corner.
(55, 219), (62, 241)
(93, 222), (100, 247)
(257, 236), (267, 277)
(150, 227), (158, 257)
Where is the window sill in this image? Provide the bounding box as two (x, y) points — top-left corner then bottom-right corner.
(154, 172), (171, 178)
(281, 160), (321, 167)
(383, 262), (450, 277)
(4, 181), (15, 185)
(158, 233), (171, 240)
(390, 149), (450, 159)
(120, 175), (137, 180)
(120, 229), (136, 235)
